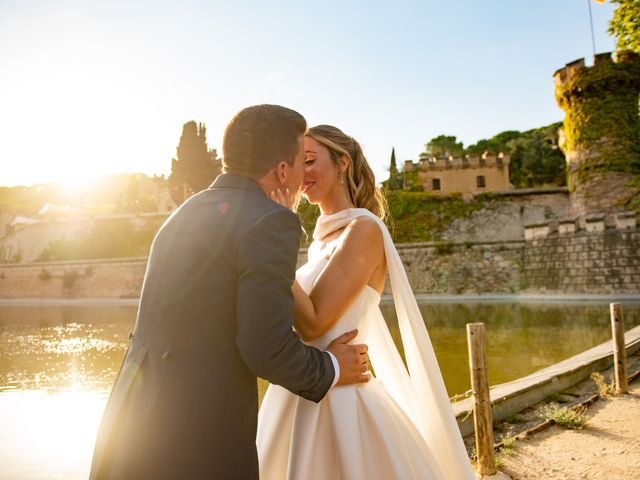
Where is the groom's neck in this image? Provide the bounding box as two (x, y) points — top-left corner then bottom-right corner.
(256, 169), (283, 198)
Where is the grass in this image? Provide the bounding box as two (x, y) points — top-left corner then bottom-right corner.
(505, 413), (526, 424)
(501, 436), (516, 451)
(540, 404), (589, 429)
(498, 436), (517, 459)
(591, 371), (617, 397)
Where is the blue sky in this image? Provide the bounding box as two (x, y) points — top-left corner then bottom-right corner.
(0, 0), (617, 186)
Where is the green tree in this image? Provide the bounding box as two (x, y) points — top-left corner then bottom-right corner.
(466, 130), (520, 155)
(385, 147), (403, 190)
(420, 135), (464, 158)
(609, 0), (640, 52)
(463, 123), (566, 188)
(168, 121), (221, 205)
(507, 123), (566, 188)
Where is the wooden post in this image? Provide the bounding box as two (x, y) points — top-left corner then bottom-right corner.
(467, 322), (496, 476)
(610, 303), (628, 394)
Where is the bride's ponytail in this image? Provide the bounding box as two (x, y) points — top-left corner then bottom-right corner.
(305, 125), (388, 221)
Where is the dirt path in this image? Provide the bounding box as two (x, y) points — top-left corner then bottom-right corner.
(499, 377), (640, 480)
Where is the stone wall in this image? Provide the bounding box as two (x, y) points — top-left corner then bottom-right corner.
(1, 189), (570, 263)
(391, 241), (523, 295)
(298, 241), (525, 295)
(443, 188), (570, 243)
(523, 218), (640, 294)
(2, 218), (639, 299)
(0, 257), (147, 299)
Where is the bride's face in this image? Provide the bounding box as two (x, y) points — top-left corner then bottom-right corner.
(300, 137), (342, 204)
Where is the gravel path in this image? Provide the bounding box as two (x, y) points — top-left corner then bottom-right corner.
(498, 377), (640, 480)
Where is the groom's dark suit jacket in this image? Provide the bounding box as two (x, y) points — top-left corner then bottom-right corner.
(89, 173), (335, 480)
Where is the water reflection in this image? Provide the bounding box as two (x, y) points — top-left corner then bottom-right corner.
(381, 301), (640, 396)
(0, 305), (134, 392)
(0, 300), (639, 479)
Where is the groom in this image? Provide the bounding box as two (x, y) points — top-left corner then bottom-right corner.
(89, 105), (371, 479)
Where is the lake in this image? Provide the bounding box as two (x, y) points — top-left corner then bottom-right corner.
(1, 299), (639, 479)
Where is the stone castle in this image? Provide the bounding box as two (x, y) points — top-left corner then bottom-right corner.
(402, 151), (511, 197)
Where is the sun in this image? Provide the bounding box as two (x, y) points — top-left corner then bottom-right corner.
(56, 172), (100, 191)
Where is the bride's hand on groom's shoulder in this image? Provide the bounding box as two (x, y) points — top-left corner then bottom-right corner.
(326, 329), (372, 386)
(270, 188), (293, 210)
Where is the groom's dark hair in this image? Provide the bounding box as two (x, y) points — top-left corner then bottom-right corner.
(222, 104), (307, 179)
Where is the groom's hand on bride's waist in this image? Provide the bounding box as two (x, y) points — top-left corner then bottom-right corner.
(326, 329), (371, 386)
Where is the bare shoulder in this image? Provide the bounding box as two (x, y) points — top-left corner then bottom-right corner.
(341, 215), (384, 250)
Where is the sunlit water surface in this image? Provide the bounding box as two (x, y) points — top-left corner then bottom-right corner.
(1, 300), (639, 479)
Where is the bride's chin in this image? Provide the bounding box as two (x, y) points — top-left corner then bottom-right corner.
(301, 192), (319, 205)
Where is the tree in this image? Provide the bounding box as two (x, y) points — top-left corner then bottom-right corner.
(466, 130), (520, 155)
(168, 121), (221, 205)
(507, 123), (566, 188)
(463, 123), (566, 188)
(386, 147), (403, 190)
(420, 135), (464, 159)
(609, 0), (640, 53)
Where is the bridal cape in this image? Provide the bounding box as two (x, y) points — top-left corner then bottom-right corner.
(257, 208), (475, 479)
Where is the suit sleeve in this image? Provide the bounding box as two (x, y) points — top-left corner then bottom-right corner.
(235, 207), (335, 402)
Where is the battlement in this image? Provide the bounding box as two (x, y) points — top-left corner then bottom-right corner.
(552, 53), (617, 87)
(553, 50), (640, 90)
(404, 151), (510, 172)
(524, 212), (637, 240)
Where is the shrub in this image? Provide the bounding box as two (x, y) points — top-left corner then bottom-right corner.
(540, 404), (589, 429)
(591, 371), (617, 397)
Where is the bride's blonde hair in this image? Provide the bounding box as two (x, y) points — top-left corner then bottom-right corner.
(305, 125), (388, 221)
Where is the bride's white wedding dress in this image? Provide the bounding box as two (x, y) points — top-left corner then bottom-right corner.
(257, 208), (475, 479)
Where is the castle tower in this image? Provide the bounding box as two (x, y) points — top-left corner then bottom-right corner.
(553, 51), (640, 216)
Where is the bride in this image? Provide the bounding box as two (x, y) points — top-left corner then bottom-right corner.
(257, 125), (475, 479)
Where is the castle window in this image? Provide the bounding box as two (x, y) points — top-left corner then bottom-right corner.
(432, 178), (441, 191)
(476, 175), (486, 188)
(479, 158), (486, 167)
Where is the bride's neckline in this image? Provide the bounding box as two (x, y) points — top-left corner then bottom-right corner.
(311, 208), (384, 298)
(313, 208), (372, 241)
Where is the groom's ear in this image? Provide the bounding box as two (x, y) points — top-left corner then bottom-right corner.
(275, 161), (288, 184)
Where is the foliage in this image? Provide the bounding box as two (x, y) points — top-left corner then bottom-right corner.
(297, 190), (487, 245)
(296, 198), (321, 246)
(554, 51), (640, 188)
(508, 123), (567, 188)
(37, 218), (165, 261)
(168, 121), (221, 205)
(400, 171), (425, 192)
(420, 135), (464, 158)
(384, 190), (486, 243)
(505, 413), (526, 424)
(388, 123), (567, 191)
(609, 0), (640, 53)
(385, 147), (403, 190)
(590, 371), (617, 397)
(466, 123), (566, 188)
(540, 404), (589, 429)
(120, 175), (163, 214)
(0, 186), (46, 214)
(0, 174), (168, 216)
(466, 130), (520, 155)
(501, 436), (516, 452)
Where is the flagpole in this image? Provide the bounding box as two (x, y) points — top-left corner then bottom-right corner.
(588, 0), (597, 57)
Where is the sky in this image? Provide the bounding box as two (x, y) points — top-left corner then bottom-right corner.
(0, 0), (617, 187)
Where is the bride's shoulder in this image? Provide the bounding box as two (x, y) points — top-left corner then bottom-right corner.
(343, 214), (383, 245)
